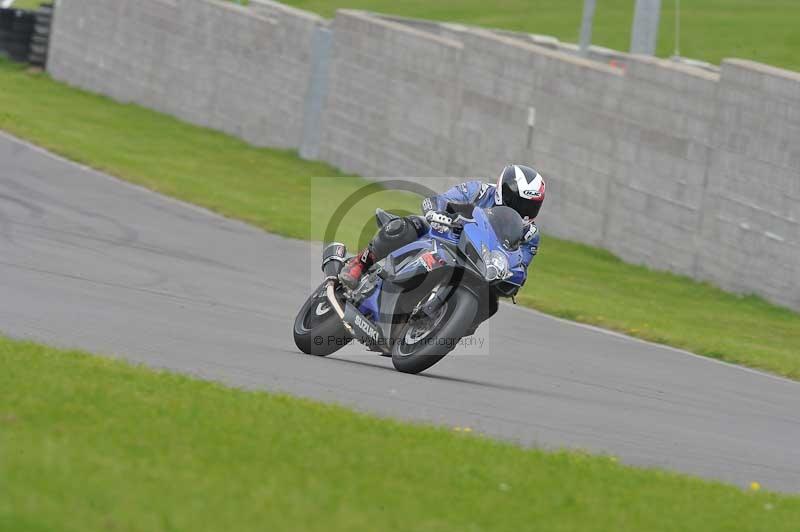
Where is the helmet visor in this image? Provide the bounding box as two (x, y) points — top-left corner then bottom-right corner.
(502, 183), (542, 220)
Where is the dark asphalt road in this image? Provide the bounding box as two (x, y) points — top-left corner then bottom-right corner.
(2, 132), (799, 491)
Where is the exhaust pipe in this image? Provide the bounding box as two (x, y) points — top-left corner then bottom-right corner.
(326, 280), (354, 334)
(321, 242), (354, 334)
(326, 281), (345, 319)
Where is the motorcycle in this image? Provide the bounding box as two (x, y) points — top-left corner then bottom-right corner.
(293, 204), (528, 374)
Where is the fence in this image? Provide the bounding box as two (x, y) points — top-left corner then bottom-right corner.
(45, 0), (800, 311)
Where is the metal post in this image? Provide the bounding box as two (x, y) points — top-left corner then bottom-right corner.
(299, 25), (333, 161)
(674, 0), (681, 57)
(579, 0), (596, 57)
(630, 0), (662, 55)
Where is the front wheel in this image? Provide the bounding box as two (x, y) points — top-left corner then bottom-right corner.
(391, 287), (478, 374)
(293, 282), (352, 356)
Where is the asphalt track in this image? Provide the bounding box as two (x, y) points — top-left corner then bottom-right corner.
(2, 132), (800, 492)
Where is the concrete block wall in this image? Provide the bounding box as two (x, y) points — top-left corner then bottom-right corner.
(604, 56), (720, 274)
(321, 13), (799, 308)
(47, 0), (323, 149)
(445, 28), (626, 246)
(697, 60), (800, 309)
(318, 10), (464, 181)
(45, 2), (800, 309)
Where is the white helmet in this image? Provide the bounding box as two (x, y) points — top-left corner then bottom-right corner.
(495, 164), (546, 219)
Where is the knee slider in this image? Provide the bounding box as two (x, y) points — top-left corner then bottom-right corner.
(383, 218), (407, 238)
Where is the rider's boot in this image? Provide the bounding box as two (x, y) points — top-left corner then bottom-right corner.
(339, 247), (375, 290)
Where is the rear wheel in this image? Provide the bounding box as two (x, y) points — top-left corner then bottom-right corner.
(293, 282), (352, 356)
(391, 287), (478, 374)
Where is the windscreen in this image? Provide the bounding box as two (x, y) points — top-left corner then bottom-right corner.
(484, 206), (524, 251)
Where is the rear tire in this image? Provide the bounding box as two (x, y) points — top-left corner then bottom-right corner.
(391, 287), (478, 374)
(293, 282), (352, 356)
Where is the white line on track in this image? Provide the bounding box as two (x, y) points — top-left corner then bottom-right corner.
(506, 301), (800, 386)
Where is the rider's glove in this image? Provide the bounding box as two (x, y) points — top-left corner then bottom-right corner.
(425, 210), (453, 233)
(522, 222), (538, 243)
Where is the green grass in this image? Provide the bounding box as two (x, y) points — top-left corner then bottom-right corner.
(1, 335), (798, 531)
(7, 0), (48, 10)
(15, 0), (799, 68)
(278, 0), (800, 71)
(1, 59), (799, 379)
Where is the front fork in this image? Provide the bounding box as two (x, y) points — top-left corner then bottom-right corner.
(321, 242), (355, 336)
(416, 283), (452, 319)
(325, 280), (354, 335)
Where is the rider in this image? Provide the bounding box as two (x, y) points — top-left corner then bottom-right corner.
(339, 164), (546, 290)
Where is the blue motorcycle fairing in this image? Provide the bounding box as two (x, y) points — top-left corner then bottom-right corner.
(356, 207), (527, 330)
(358, 276), (383, 320)
(460, 208), (526, 287)
(358, 235), (456, 326)
(382, 236), (458, 278)
(427, 224), (461, 243)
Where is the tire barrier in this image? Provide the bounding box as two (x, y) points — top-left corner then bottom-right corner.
(0, 3), (53, 67)
(0, 8), (35, 62)
(29, 3), (53, 67)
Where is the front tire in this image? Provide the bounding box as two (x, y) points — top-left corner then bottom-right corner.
(391, 287), (478, 374)
(293, 282), (352, 356)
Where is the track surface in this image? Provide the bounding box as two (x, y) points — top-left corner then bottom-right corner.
(2, 133), (800, 491)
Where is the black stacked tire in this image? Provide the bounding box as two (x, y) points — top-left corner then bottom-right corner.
(0, 9), (13, 31)
(11, 16), (34, 32)
(29, 3), (53, 67)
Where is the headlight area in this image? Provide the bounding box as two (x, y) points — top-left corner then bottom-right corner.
(481, 244), (510, 281)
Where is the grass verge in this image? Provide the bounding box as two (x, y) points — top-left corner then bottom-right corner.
(279, 0), (800, 71)
(0, 59), (799, 379)
(5, 0), (48, 10)
(1, 335), (798, 531)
